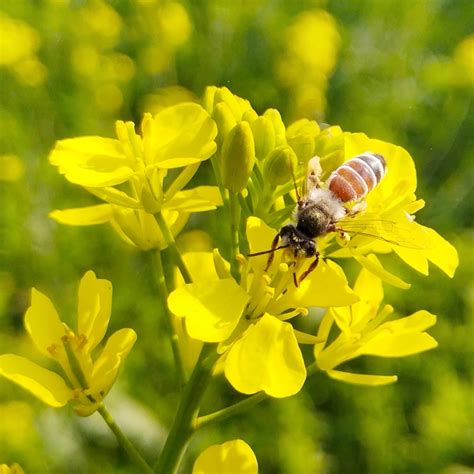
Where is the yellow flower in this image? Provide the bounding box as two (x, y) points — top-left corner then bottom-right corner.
(0, 464), (24, 474)
(0, 271), (136, 416)
(49, 103), (220, 249)
(314, 267), (438, 386)
(168, 217), (358, 398)
(323, 132), (459, 282)
(193, 440), (258, 474)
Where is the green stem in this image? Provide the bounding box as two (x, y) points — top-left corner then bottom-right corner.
(155, 211), (192, 284)
(195, 392), (268, 430)
(98, 404), (153, 473)
(228, 191), (241, 280)
(152, 250), (186, 386)
(154, 346), (217, 474)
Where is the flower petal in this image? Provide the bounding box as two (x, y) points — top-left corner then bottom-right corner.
(24, 289), (65, 358)
(168, 279), (250, 342)
(270, 259), (358, 313)
(225, 314), (306, 397)
(354, 253), (411, 289)
(49, 205), (114, 225)
(246, 216), (280, 275)
(89, 328), (137, 395)
(145, 103), (217, 167)
(193, 440), (258, 474)
(359, 333), (438, 357)
(327, 369), (398, 386)
(0, 354), (72, 407)
(49, 137), (136, 187)
(163, 186), (223, 212)
(77, 271), (112, 350)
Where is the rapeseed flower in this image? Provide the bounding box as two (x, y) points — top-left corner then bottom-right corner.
(49, 103), (220, 249)
(314, 267), (438, 385)
(168, 217), (358, 398)
(0, 271), (136, 416)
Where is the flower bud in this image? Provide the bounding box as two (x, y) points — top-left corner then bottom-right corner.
(221, 121), (256, 192)
(212, 102), (237, 146)
(202, 86), (218, 114)
(263, 108), (286, 147)
(263, 145), (297, 186)
(286, 119), (320, 165)
(313, 125), (345, 178)
(250, 116), (276, 160)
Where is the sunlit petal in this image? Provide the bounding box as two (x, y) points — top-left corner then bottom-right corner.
(327, 370), (398, 386)
(193, 440), (258, 474)
(49, 205), (114, 225)
(0, 354), (72, 407)
(225, 314), (306, 397)
(24, 289), (65, 358)
(77, 271), (112, 350)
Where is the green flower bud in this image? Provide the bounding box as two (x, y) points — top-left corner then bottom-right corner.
(263, 145), (297, 186)
(263, 108), (286, 147)
(250, 116), (276, 160)
(213, 102), (237, 146)
(286, 119), (320, 165)
(221, 121), (256, 192)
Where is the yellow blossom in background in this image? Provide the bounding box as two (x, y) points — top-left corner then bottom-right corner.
(0, 464), (24, 474)
(315, 267), (438, 385)
(0, 271), (136, 416)
(168, 217), (358, 398)
(0, 155), (25, 182)
(0, 12), (47, 87)
(193, 440), (258, 474)
(275, 9), (341, 119)
(49, 103), (220, 250)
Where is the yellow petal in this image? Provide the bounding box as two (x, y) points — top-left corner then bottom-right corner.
(359, 332), (438, 357)
(225, 314), (306, 397)
(89, 328), (137, 395)
(174, 252), (219, 288)
(24, 288), (65, 358)
(354, 253), (411, 289)
(163, 186), (223, 212)
(77, 271), (112, 350)
(0, 354), (72, 407)
(49, 205), (114, 225)
(392, 245), (429, 275)
(270, 259), (358, 313)
(193, 440), (258, 474)
(145, 103), (217, 167)
(49, 137), (136, 187)
(168, 279), (250, 342)
(246, 216), (280, 275)
(327, 369), (398, 386)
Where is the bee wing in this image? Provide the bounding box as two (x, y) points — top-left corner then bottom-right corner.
(336, 217), (430, 250)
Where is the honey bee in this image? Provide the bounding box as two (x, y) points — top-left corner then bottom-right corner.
(249, 152), (387, 285)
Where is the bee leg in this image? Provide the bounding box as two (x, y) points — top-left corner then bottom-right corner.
(264, 233), (281, 272)
(293, 271), (298, 288)
(298, 252), (320, 284)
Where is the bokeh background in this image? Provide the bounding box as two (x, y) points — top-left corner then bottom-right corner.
(1, 1), (473, 473)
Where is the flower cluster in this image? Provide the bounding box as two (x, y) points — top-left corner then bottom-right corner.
(0, 271), (136, 416)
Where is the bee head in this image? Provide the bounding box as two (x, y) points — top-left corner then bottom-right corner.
(301, 239), (317, 257)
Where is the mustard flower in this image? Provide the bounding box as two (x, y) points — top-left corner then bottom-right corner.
(314, 267), (438, 386)
(168, 217), (358, 398)
(0, 271), (136, 416)
(193, 440), (258, 474)
(319, 132), (459, 283)
(0, 464), (24, 474)
(49, 103), (220, 250)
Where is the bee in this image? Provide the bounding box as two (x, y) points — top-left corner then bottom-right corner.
(249, 152), (387, 285)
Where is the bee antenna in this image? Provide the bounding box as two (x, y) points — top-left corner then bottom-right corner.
(247, 245), (289, 257)
(291, 165), (301, 203)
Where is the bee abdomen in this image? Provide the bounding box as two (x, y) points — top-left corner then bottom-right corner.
(328, 152), (386, 202)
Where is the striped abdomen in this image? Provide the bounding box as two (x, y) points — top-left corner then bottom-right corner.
(327, 152), (386, 202)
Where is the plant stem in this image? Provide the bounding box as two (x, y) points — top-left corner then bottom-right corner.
(153, 346), (217, 474)
(228, 191), (241, 280)
(155, 211), (192, 283)
(152, 250), (186, 386)
(98, 404), (153, 473)
(195, 391), (268, 430)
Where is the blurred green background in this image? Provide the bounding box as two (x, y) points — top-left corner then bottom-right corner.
(1, 0), (473, 473)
